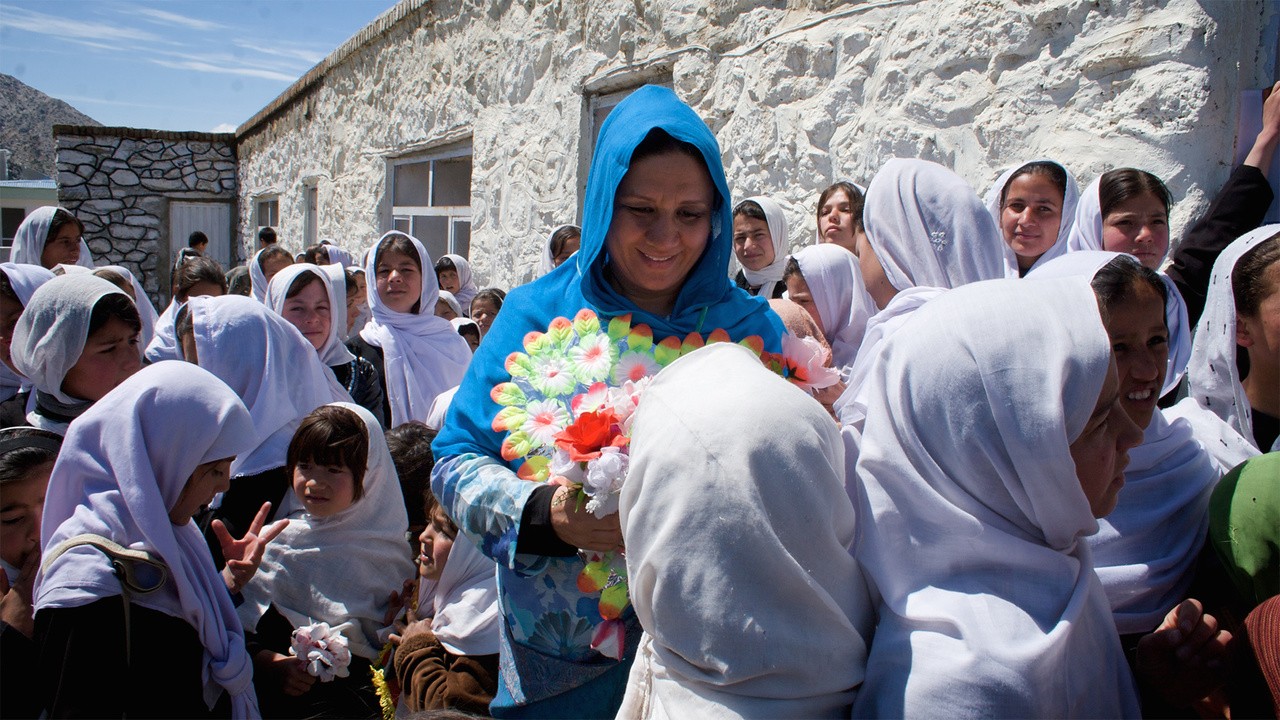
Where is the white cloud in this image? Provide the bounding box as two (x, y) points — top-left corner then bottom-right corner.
(210, 122), (237, 133)
(126, 6), (227, 32)
(1, 4), (164, 43)
(150, 58), (298, 83)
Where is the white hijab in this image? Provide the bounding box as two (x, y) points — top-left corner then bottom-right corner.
(11, 273), (127, 405)
(442, 253), (478, 310)
(539, 225), (579, 276)
(618, 343), (872, 719)
(415, 532), (499, 657)
(360, 233), (472, 426)
(325, 245), (354, 268)
(240, 402), (414, 660)
(861, 158), (1005, 294)
(145, 298), (184, 363)
(189, 295), (351, 478)
(10, 206), (95, 270)
(791, 244), (876, 373)
(248, 248), (276, 303)
(738, 195), (789, 298)
(1066, 176), (1106, 254)
(851, 277), (1140, 718)
(0, 263), (56, 401)
(436, 290), (464, 318)
(59, 263), (160, 356)
(1028, 250), (1216, 634)
(36, 361), (260, 717)
(983, 159), (1081, 277)
(1167, 224), (1280, 469)
(265, 263), (355, 367)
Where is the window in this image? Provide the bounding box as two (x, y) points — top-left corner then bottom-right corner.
(389, 144), (472, 261)
(579, 80), (673, 212)
(2, 207), (25, 243)
(256, 196), (279, 231)
(303, 185), (318, 246)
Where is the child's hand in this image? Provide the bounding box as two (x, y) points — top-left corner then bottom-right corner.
(1136, 598), (1232, 707)
(0, 548), (39, 638)
(382, 578), (416, 627)
(390, 617), (434, 647)
(260, 651), (317, 696)
(216, 502), (289, 594)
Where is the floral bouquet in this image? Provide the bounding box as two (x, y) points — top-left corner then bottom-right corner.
(290, 622), (351, 682)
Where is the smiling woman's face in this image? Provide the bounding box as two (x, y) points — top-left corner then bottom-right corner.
(376, 249), (423, 314)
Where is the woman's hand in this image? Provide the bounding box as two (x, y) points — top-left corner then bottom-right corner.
(1245, 80), (1280, 175)
(216, 502), (289, 594)
(257, 650), (317, 696)
(550, 485), (622, 551)
(1136, 598), (1232, 707)
(0, 548), (39, 638)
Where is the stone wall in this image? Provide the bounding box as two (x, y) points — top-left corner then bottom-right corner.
(54, 126), (237, 305)
(235, 0), (1279, 290)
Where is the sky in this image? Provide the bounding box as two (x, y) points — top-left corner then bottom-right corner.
(0, 0), (396, 132)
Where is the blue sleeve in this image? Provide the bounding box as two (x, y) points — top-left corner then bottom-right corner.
(431, 453), (552, 576)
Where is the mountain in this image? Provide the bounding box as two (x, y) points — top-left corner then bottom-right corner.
(0, 73), (101, 180)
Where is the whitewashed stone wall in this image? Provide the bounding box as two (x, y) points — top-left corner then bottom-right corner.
(235, 0), (1278, 290)
(54, 126), (237, 305)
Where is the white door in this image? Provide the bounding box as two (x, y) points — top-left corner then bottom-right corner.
(170, 201), (233, 270)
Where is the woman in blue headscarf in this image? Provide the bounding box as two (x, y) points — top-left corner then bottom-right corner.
(430, 86), (783, 717)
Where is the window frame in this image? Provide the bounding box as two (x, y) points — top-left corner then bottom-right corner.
(387, 142), (473, 260)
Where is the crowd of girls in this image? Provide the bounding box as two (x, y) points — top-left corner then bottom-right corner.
(0, 80), (1276, 719)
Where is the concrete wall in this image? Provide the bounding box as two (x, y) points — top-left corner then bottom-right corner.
(235, 0), (1279, 290)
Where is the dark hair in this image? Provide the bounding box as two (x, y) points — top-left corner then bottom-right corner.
(1090, 255), (1168, 323)
(377, 234), (424, 313)
(286, 269), (325, 299)
(1232, 231), (1280, 318)
(0, 271), (19, 304)
(733, 200), (766, 222)
(46, 209), (84, 245)
(782, 256), (804, 283)
(225, 266), (252, 297)
(429, 502), (458, 540)
(343, 268), (357, 295)
(286, 405), (370, 502)
(630, 128), (706, 170)
(1000, 161), (1069, 208)
(87, 293), (142, 337)
(175, 304), (193, 355)
(471, 288), (504, 313)
(1098, 168), (1172, 219)
(257, 245), (292, 271)
(302, 244), (330, 265)
(92, 268), (131, 295)
(817, 182), (866, 233)
(549, 225), (581, 259)
(433, 256), (456, 274)
(174, 256), (228, 300)
(188, 231), (209, 248)
(258, 227), (277, 244)
(385, 421), (437, 531)
(0, 427), (62, 486)
(455, 323), (480, 342)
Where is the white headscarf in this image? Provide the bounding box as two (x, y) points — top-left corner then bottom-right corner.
(11, 273), (128, 405)
(360, 233), (472, 426)
(145, 298), (184, 363)
(1066, 176), (1106, 253)
(851, 277), (1140, 718)
(36, 361), (260, 717)
(325, 245), (354, 268)
(861, 158), (1004, 294)
(248, 247), (279, 303)
(618, 343), (872, 719)
(738, 195), (789, 298)
(1167, 224), (1280, 468)
(983, 159), (1081, 277)
(0, 263), (56, 401)
(1027, 250), (1216, 634)
(10, 206), (95, 270)
(189, 295), (351, 477)
(441, 253), (478, 310)
(414, 533), (499, 657)
(61, 263), (160, 356)
(436, 290), (464, 318)
(265, 263), (355, 367)
(539, 225), (580, 276)
(791, 244), (876, 373)
(240, 402), (414, 660)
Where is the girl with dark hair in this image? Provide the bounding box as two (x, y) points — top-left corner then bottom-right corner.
(731, 196), (788, 298)
(9, 207), (94, 270)
(146, 256), (227, 363)
(984, 159), (1080, 276)
(468, 288), (504, 338)
(435, 255), (478, 310)
(815, 181), (865, 253)
(541, 225), (581, 275)
(250, 245), (294, 303)
(0, 264), (56, 427)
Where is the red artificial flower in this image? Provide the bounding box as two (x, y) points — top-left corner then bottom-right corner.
(554, 409), (628, 462)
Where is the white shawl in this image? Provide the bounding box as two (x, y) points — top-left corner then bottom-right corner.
(0, 263), (55, 400)
(59, 263), (160, 356)
(983, 158), (1081, 277)
(145, 298), (184, 363)
(851, 277), (1140, 718)
(240, 402), (414, 660)
(414, 532), (500, 657)
(739, 195), (789, 298)
(436, 290), (464, 318)
(249, 248), (271, 303)
(539, 225), (578, 276)
(265, 263), (355, 367)
(360, 233), (472, 426)
(791, 243), (876, 373)
(325, 245), (354, 268)
(442, 253), (478, 310)
(618, 343), (872, 719)
(36, 361), (260, 717)
(189, 295), (351, 478)
(10, 206), (95, 270)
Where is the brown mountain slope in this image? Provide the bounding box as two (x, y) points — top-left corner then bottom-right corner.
(0, 73), (100, 180)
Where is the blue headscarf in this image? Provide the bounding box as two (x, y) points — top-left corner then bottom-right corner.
(435, 85), (783, 464)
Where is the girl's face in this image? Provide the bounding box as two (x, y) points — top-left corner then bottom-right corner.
(437, 268), (460, 294)
(471, 298), (500, 336)
(0, 460), (53, 569)
(1236, 260), (1280, 383)
(461, 330), (481, 353)
(434, 298), (458, 321)
(818, 189), (857, 253)
(261, 255), (293, 285)
(346, 291), (361, 334)
(168, 457), (233, 525)
(62, 316), (142, 402)
(417, 515), (454, 581)
(732, 214), (775, 273)
(552, 236), (580, 267)
(783, 274), (824, 336)
(292, 459), (356, 518)
(352, 272), (368, 303)
(1068, 358), (1144, 518)
(376, 249), (423, 314)
(1001, 173), (1064, 271)
(0, 292), (24, 375)
(1104, 281), (1168, 430)
(1102, 192), (1169, 269)
(281, 279), (331, 352)
(41, 224), (81, 269)
(856, 232), (897, 310)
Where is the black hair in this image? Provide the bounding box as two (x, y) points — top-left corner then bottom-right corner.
(0, 427), (62, 486)
(376, 234), (424, 313)
(286, 405), (369, 502)
(1090, 255), (1168, 322)
(733, 200), (767, 222)
(188, 231), (209, 248)
(225, 266), (252, 297)
(385, 421), (437, 531)
(817, 182), (866, 233)
(1099, 168), (1172, 219)
(433, 256), (456, 274)
(174, 256), (228, 300)
(548, 225), (581, 260)
(1232, 231), (1280, 318)
(0, 271), (18, 304)
(92, 268), (131, 296)
(471, 288), (505, 313)
(302, 244), (329, 265)
(87, 293), (142, 337)
(343, 268), (357, 295)
(1000, 161), (1069, 208)
(285, 269), (325, 299)
(258, 227), (277, 244)
(175, 304), (193, 355)
(630, 128), (706, 169)
(455, 322), (480, 342)
(782, 256), (804, 283)
(46, 209), (84, 246)
(256, 245), (293, 271)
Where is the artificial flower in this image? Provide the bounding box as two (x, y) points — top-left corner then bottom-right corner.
(290, 622), (352, 682)
(554, 408), (627, 462)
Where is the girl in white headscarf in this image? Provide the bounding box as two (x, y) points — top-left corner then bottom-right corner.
(9, 207), (95, 270)
(851, 276), (1146, 717)
(11, 274), (142, 434)
(352, 232), (472, 426)
(0, 264), (56, 425)
(435, 254), (478, 311)
(984, 159), (1081, 277)
(783, 244), (876, 375)
(94, 265), (159, 352)
(249, 246), (294, 303)
(34, 361), (271, 718)
(731, 196), (789, 298)
(146, 256), (227, 363)
(540, 225), (581, 276)
(618, 343), (872, 718)
(239, 403), (414, 718)
(434, 290), (464, 320)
